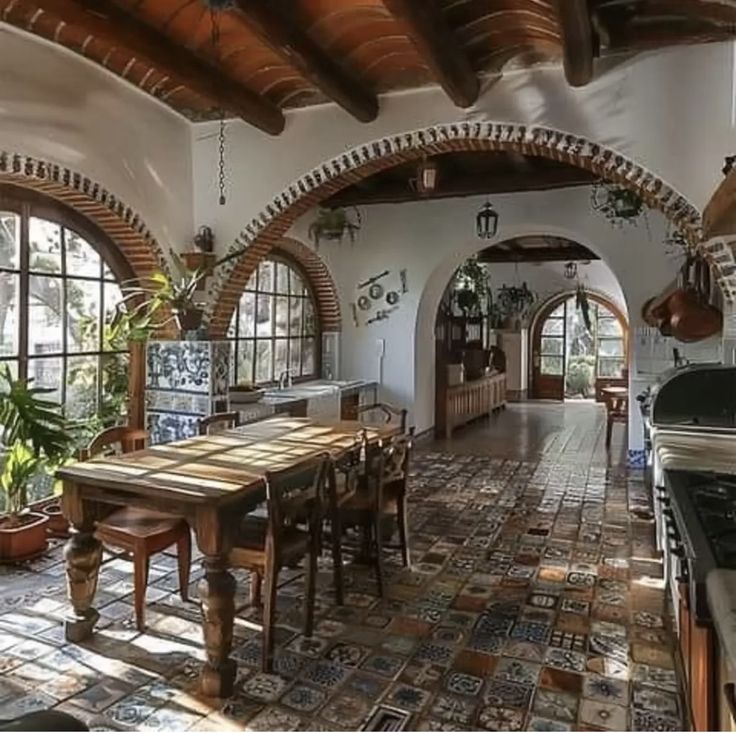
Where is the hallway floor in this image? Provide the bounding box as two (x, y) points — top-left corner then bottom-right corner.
(0, 404), (682, 731)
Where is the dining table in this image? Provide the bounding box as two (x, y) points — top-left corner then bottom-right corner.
(57, 416), (399, 698)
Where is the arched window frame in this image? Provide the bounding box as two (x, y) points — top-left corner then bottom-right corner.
(0, 184), (133, 418)
(227, 253), (321, 386)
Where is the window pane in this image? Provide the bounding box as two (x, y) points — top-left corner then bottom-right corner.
(258, 260), (274, 293)
(29, 217), (62, 273)
(550, 304), (565, 318)
(236, 340), (254, 384)
(238, 293), (256, 337)
(100, 351), (129, 422)
(103, 282), (122, 351)
(0, 211), (20, 268)
(541, 337), (563, 355)
(0, 273), (18, 357)
(598, 339), (623, 357)
(289, 298), (302, 337)
(274, 339), (288, 377)
(541, 356), (563, 375)
(289, 339), (301, 374)
(67, 279), (101, 353)
(303, 337), (316, 376)
(28, 356), (62, 402)
(542, 318), (563, 336)
(599, 357), (624, 378)
(28, 276), (63, 355)
(66, 355), (98, 419)
(255, 340), (272, 383)
(275, 263), (289, 294)
(256, 295), (273, 336)
(598, 318), (622, 337)
(304, 299), (316, 336)
(289, 270), (304, 295)
(275, 296), (288, 337)
(66, 229), (101, 278)
(0, 360), (18, 380)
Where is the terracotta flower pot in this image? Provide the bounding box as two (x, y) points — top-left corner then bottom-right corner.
(41, 500), (69, 537)
(0, 512), (49, 563)
(174, 307), (204, 333)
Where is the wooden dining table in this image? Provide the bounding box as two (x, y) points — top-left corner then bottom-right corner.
(57, 416), (398, 698)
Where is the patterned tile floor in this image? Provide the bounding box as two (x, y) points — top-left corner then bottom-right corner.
(0, 418), (683, 730)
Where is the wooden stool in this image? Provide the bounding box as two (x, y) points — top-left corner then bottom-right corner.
(602, 387), (628, 449)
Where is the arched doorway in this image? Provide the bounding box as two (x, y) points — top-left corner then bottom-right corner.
(530, 291), (628, 401)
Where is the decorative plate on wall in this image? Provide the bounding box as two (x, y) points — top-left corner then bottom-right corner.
(357, 295), (372, 311)
(386, 291), (399, 306)
(369, 282), (384, 300)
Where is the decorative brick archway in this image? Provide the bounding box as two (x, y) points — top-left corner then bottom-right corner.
(273, 237), (341, 332)
(208, 122), (736, 337)
(0, 150), (169, 284)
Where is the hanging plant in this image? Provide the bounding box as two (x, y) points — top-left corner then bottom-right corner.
(576, 284), (592, 332)
(451, 258), (491, 316)
(498, 282), (536, 327)
(309, 207), (362, 247)
(591, 182), (646, 226)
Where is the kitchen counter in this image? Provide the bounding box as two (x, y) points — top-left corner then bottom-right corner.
(260, 379), (376, 407)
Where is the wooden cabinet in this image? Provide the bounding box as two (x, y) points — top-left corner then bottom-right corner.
(440, 372), (506, 438)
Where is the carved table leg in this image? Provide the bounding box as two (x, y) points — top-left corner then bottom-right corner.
(198, 556), (236, 698)
(63, 528), (102, 642)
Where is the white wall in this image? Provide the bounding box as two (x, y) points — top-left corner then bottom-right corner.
(193, 42), (736, 255)
(0, 25), (194, 253)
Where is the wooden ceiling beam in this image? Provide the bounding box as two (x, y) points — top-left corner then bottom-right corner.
(325, 167), (597, 207)
(231, 0), (378, 123)
(381, 0), (479, 107)
(478, 244), (600, 263)
(34, 0), (284, 134)
(556, 0), (596, 87)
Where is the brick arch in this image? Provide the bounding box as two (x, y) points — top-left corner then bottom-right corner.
(273, 237), (341, 332)
(208, 122), (736, 337)
(0, 150), (170, 284)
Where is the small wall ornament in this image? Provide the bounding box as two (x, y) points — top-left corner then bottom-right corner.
(351, 269), (407, 327)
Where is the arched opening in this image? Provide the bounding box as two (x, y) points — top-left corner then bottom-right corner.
(529, 290), (629, 401)
(208, 122), (733, 337)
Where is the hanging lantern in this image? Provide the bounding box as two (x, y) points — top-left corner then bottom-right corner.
(476, 200), (499, 239)
(563, 262), (578, 280)
(412, 157), (439, 196)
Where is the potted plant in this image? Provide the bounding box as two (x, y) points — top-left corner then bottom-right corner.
(591, 182), (646, 226)
(309, 207), (362, 247)
(498, 282), (536, 329)
(0, 367), (73, 561)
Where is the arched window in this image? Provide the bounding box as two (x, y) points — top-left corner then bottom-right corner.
(0, 187), (129, 422)
(228, 257), (319, 385)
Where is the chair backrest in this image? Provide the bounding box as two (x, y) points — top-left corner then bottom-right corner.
(363, 434), (412, 511)
(357, 402), (408, 434)
(199, 411), (241, 435)
(264, 453), (330, 538)
(80, 426), (149, 461)
(328, 430), (365, 498)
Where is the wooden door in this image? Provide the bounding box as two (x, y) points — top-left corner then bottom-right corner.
(532, 300), (566, 400)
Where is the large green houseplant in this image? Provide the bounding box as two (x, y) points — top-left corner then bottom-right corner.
(0, 366), (74, 561)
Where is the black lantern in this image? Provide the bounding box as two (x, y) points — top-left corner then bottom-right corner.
(476, 200), (499, 239)
(563, 262), (578, 280)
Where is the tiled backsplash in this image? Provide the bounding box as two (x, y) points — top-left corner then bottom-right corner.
(632, 327), (722, 377)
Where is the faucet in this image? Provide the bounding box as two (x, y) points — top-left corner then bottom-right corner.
(278, 369), (295, 390)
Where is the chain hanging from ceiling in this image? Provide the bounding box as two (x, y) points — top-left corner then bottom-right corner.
(203, 0), (235, 206)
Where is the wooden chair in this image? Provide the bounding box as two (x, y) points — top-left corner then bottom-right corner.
(198, 411), (241, 435)
(325, 432), (365, 605)
(228, 453), (330, 672)
(83, 427), (191, 632)
(603, 389), (629, 448)
(357, 402), (410, 435)
(339, 435), (412, 596)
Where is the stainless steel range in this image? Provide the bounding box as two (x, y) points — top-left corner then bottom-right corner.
(645, 364), (736, 731)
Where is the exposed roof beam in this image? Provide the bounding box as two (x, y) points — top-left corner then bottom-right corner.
(381, 0), (479, 107)
(478, 244), (600, 263)
(325, 167), (597, 207)
(35, 0), (284, 134)
(556, 0), (596, 87)
(232, 0), (378, 123)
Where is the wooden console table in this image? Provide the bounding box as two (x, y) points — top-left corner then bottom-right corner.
(442, 372), (506, 438)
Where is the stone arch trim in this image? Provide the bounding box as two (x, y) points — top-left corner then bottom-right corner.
(273, 238), (341, 332)
(208, 122), (736, 336)
(0, 150), (169, 282)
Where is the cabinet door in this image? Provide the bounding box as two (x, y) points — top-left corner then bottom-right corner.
(691, 623), (716, 731)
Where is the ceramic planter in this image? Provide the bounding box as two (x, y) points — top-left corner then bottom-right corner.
(41, 500), (69, 537)
(0, 512), (49, 562)
(174, 307), (204, 334)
